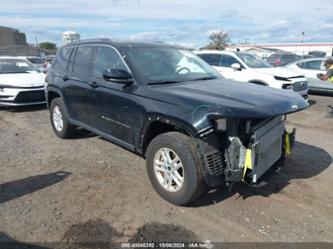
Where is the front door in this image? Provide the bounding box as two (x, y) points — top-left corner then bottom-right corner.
(214, 54), (248, 82)
(89, 45), (143, 146)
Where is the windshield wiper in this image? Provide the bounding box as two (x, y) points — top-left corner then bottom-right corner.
(191, 76), (217, 81)
(147, 80), (182, 85)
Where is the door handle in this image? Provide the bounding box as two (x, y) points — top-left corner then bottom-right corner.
(62, 75), (69, 81)
(90, 81), (99, 88)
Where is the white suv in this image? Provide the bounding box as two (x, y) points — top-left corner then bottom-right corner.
(196, 51), (308, 99)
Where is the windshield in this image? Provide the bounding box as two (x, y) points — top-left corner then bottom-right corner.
(237, 53), (272, 68)
(125, 46), (221, 84)
(0, 59), (41, 73)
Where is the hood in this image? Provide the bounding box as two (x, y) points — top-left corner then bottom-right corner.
(254, 67), (304, 78)
(151, 78), (309, 119)
(0, 72), (46, 87)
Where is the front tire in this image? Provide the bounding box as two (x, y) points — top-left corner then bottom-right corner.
(145, 132), (205, 205)
(50, 98), (76, 138)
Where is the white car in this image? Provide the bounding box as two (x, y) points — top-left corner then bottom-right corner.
(285, 57), (333, 94)
(0, 57), (46, 106)
(195, 51), (308, 99)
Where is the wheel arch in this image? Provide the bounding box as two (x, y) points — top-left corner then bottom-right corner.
(46, 88), (63, 109)
(139, 114), (198, 156)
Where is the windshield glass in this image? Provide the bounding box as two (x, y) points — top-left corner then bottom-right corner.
(125, 46), (221, 84)
(237, 53), (272, 68)
(0, 59), (41, 73)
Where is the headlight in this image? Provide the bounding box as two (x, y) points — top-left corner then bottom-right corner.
(274, 76), (290, 81)
(282, 84), (293, 89)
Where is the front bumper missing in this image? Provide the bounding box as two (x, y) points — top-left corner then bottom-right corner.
(224, 118), (296, 184)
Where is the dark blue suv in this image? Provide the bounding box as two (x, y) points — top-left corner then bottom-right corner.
(46, 39), (308, 205)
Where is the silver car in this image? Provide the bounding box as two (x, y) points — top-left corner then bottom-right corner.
(286, 57), (333, 94)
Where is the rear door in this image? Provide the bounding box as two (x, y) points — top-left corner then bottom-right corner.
(296, 59), (330, 90)
(62, 45), (95, 125)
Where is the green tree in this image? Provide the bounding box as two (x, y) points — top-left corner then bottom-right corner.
(203, 30), (230, 50)
(38, 42), (57, 50)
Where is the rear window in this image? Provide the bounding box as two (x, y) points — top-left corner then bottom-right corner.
(27, 58), (44, 64)
(52, 47), (73, 72)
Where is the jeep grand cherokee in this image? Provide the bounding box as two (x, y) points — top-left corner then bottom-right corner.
(46, 39), (309, 205)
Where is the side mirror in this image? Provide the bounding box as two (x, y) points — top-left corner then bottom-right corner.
(103, 69), (134, 84)
(231, 63), (242, 71)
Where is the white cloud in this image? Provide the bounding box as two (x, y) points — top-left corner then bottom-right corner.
(0, 0), (332, 47)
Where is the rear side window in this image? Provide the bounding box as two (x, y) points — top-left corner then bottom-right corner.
(282, 54), (300, 63)
(92, 46), (127, 78)
(197, 54), (220, 66)
(52, 47), (73, 72)
(73, 46), (94, 75)
(297, 60), (322, 70)
(219, 55), (240, 67)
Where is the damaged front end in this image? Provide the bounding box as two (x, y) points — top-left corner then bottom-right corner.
(197, 115), (296, 187)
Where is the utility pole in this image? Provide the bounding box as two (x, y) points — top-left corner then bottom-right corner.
(300, 32), (305, 58)
(301, 32), (305, 43)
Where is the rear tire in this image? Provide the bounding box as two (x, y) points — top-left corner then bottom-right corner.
(50, 98), (76, 138)
(145, 132), (205, 205)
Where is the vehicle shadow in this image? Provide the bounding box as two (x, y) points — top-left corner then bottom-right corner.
(2, 104), (47, 113)
(70, 128), (97, 140)
(0, 171), (71, 205)
(190, 141), (332, 207)
(308, 99), (316, 106)
(0, 231), (50, 249)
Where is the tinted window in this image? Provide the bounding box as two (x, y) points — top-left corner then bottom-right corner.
(67, 47), (77, 72)
(197, 54), (220, 66)
(73, 46), (94, 75)
(92, 46), (127, 78)
(297, 60), (322, 70)
(27, 58), (44, 64)
(219, 55), (240, 67)
(52, 47), (73, 71)
(282, 54), (300, 63)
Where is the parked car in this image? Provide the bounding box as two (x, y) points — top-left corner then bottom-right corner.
(44, 55), (55, 72)
(195, 51), (308, 99)
(286, 57), (333, 94)
(46, 39), (308, 205)
(18, 56), (47, 72)
(308, 51), (327, 58)
(0, 57), (46, 106)
(267, 53), (301, 66)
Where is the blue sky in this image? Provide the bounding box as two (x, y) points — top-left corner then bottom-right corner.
(1, 0), (333, 48)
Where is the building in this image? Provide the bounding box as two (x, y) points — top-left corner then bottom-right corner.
(62, 31), (80, 44)
(239, 47), (283, 60)
(0, 26), (27, 46)
(228, 43), (333, 57)
(0, 26), (40, 56)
